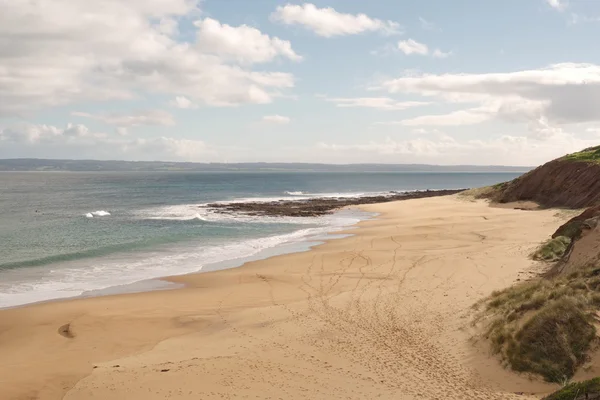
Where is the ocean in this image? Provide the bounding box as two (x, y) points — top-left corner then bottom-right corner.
(0, 171), (521, 308)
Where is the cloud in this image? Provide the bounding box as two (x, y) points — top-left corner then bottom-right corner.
(316, 130), (598, 165)
(419, 17), (437, 31)
(262, 115), (291, 124)
(391, 107), (494, 127)
(270, 3), (400, 37)
(195, 18), (302, 64)
(0, 123), (215, 162)
(0, 0), (298, 116)
(169, 96), (197, 109)
(569, 13), (600, 25)
(397, 39), (451, 58)
(115, 127), (129, 136)
(0, 123), (104, 144)
(72, 110), (176, 127)
(432, 49), (452, 59)
(323, 96), (430, 110)
(398, 39), (429, 56)
(375, 63), (600, 126)
(547, 0), (567, 11)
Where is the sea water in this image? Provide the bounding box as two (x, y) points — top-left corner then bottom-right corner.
(0, 171), (521, 308)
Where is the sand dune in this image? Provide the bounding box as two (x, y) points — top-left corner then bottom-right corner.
(0, 196), (569, 399)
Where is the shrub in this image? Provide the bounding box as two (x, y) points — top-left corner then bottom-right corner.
(480, 267), (600, 383)
(507, 298), (596, 382)
(532, 236), (571, 261)
(543, 377), (600, 400)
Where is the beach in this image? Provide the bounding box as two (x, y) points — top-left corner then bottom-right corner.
(0, 195), (569, 399)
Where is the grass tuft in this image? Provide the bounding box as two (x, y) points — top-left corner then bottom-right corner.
(532, 236), (571, 261)
(561, 146), (600, 163)
(480, 267), (600, 383)
(543, 377), (600, 400)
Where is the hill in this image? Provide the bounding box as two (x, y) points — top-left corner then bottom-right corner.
(490, 146), (600, 208)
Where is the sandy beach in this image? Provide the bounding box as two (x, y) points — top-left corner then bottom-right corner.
(0, 196), (571, 399)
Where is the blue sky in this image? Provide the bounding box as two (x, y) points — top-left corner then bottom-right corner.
(1, 0), (600, 165)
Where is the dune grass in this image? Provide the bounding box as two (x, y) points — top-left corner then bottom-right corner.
(543, 377), (600, 399)
(562, 146), (600, 163)
(479, 267), (600, 383)
(532, 236), (572, 261)
(459, 182), (509, 201)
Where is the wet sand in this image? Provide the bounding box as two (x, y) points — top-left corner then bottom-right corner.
(0, 196), (568, 399)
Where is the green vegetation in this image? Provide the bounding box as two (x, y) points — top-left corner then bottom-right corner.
(532, 236), (572, 261)
(479, 267), (600, 383)
(459, 181), (509, 201)
(562, 146), (600, 163)
(543, 377), (600, 400)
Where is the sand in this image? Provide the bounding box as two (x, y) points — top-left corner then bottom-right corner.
(0, 196), (572, 399)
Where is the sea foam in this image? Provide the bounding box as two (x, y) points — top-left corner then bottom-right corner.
(85, 210), (111, 218)
(0, 208), (372, 308)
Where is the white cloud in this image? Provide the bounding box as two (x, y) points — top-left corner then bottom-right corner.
(397, 39), (451, 58)
(393, 107), (494, 127)
(0, 0), (298, 116)
(419, 17), (437, 31)
(169, 96), (197, 109)
(262, 115), (291, 124)
(316, 130), (599, 165)
(195, 18), (302, 64)
(376, 63), (600, 126)
(569, 13), (600, 25)
(323, 96), (430, 110)
(547, 0), (567, 11)
(528, 116), (564, 140)
(411, 128), (443, 135)
(72, 110), (176, 127)
(317, 136), (463, 157)
(115, 127), (129, 136)
(398, 39), (429, 55)
(432, 49), (452, 59)
(270, 3), (400, 37)
(0, 123), (215, 162)
(0, 123), (103, 144)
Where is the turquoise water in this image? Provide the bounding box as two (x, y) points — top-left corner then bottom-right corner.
(0, 171), (521, 307)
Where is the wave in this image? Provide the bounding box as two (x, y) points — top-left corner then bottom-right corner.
(135, 188), (456, 223)
(136, 204), (323, 224)
(86, 210), (111, 218)
(0, 209), (370, 308)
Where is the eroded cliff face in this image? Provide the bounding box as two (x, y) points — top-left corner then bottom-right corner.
(496, 160), (600, 209)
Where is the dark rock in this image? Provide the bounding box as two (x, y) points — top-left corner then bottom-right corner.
(202, 190), (465, 218)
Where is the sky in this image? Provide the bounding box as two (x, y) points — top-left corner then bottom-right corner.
(1, 0), (600, 166)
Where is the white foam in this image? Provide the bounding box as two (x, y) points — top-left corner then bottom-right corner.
(137, 204), (324, 225)
(0, 209), (372, 309)
(85, 210), (111, 218)
(285, 191), (305, 195)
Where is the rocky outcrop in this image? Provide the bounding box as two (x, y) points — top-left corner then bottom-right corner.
(546, 206), (600, 277)
(554, 205), (600, 239)
(495, 160), (600, 209)
(203, 189), (465, 218)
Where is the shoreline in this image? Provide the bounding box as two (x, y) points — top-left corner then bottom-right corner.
(0, 196), (569, 399)
(0, 207), (376, 310)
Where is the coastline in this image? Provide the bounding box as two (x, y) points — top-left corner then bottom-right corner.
(0, 207), (375, 310)
(0, 196), (570, 399)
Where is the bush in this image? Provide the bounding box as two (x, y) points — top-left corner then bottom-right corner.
(543, 377), (600, 400)
(480, 268), (600, 383)
(532, 236), (571, 261)
(507, 298), (596, 382)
